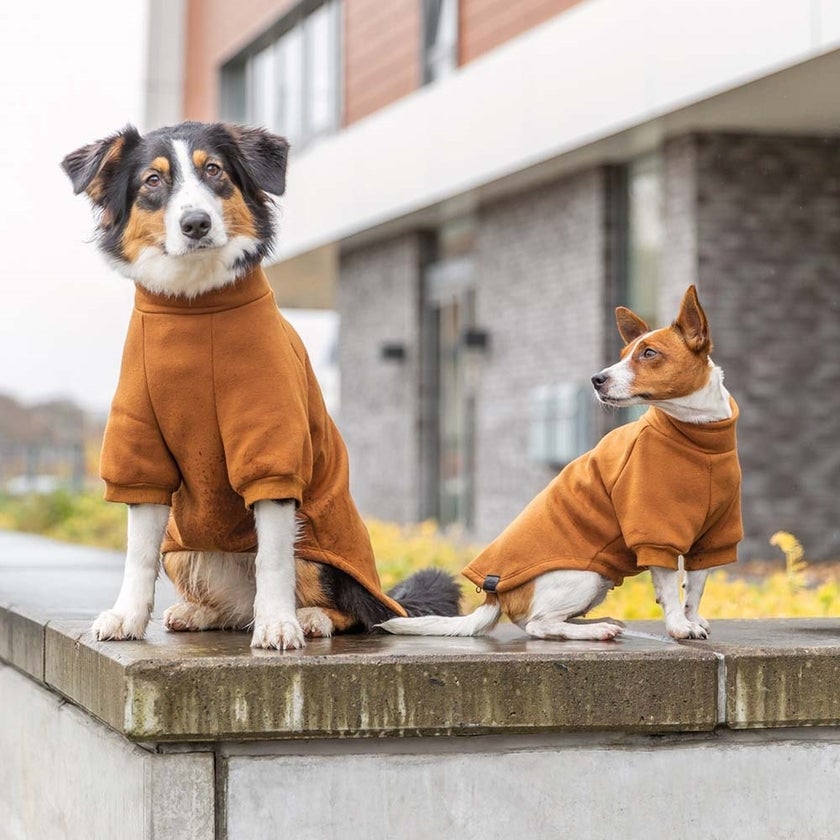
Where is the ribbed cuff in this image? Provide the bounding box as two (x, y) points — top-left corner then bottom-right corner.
(634, 546), (680, 570)
(684, 545), (738, 570)
(103, 482), (173, 506)
(239, 475), (306, 508)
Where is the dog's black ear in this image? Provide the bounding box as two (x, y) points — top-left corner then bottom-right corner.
(674, 285), (712, 354)
(225, 124), (289, 196)
(61, 125), (140, 204)
(615, 306), (650, 345)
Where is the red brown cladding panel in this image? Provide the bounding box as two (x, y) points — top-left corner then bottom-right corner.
(182, 0), (583, 130)
(343, 0), (421, 126)
(460, 0), (583, 65)
(183, 0), (298, 122)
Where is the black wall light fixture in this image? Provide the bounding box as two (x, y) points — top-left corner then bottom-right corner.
(380, 342), (407, 361)
(461, 327), (490, 351)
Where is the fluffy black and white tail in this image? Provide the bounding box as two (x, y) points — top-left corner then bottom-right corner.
(378, 595), (502, 637)
(387, 568), (462, 618)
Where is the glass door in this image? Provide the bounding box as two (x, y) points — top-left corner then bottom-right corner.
(424, 257), (476, 529)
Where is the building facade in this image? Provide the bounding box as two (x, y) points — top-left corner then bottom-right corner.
(151, 0), (840, 561)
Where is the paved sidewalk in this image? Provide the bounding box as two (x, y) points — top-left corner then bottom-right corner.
(0, 529), (176, 619)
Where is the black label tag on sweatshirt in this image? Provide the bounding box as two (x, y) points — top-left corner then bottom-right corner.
(482, 574), (501, 592)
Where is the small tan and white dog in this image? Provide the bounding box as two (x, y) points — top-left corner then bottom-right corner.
(381, 286), (742, 642)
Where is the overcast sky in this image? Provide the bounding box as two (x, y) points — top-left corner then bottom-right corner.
(0, 1), (336, 415)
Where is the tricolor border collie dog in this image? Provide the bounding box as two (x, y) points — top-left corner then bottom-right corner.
(63, 121), (460, 650)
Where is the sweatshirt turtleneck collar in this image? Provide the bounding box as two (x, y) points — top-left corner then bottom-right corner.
(644, 397), (739, 454)
(133, 265), (272, 315)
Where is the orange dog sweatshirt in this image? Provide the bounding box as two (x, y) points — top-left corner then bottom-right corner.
(100, 266), (405, 616)
(463, 401), (742, 592)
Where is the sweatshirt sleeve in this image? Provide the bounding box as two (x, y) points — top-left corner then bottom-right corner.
(684, 490), (743, 570)
(609, 431), (710, 570)
(100, 314), (180, 505)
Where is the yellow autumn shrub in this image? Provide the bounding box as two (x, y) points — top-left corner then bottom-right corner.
(1, 493), (837, 619)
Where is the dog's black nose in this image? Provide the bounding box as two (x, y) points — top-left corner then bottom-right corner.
(591, 372), (609, 389)
(180, 210), (212, 240)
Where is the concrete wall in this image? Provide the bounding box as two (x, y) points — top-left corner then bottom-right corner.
(665, 132), (840, 561)
(0, 665), (213, 840)
(6, 661), (837, 840)
(473, 169), (610, 540)
(338, 234), (423, 522)
(222, 732), (840, 839)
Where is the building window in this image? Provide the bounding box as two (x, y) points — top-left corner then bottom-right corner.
(626, 153), (663, 325)
(618, 152), (663, 423)
(221, 0), (341, 150)
(422, 0), (459, 84)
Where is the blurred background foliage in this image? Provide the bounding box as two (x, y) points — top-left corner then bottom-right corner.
(1, 492), (837, 619)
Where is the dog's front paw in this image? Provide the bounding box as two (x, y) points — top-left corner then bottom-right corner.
(666, 618), (709, 640)
(684, 610), (711, 635)
(251, 615), (306, 650)
(92, 609), (149, 641)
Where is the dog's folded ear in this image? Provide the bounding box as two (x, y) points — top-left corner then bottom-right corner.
(615, 307), (650, 345)
(225, 124), (289, 196)
(61, 126), (140, 204)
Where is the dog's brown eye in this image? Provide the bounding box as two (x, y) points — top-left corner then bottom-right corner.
(205, 163), (222, 177)
(641, 348), (658, 359)
(144, 173), (161, 188)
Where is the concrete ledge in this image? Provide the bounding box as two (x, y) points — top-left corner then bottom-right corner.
(1, 531), (838, 741)
(686, 619), (840, 727)
(0, 600), (45, 681)
(41, 621), (719, 741)
(1, 599), (839, 741)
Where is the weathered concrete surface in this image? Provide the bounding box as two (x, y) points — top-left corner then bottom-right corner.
(43, 620), (719, 740)
(0, 599), (44, 680)
(0, 664), (214, 840)
(686, 619), (840, 728)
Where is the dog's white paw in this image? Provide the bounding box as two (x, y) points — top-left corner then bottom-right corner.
(251, 615), (306, 650)
(92, 609), (149, 641)
(297, 607), (335, 638)
(593, 622), (623, 640)
(666, 618), (709, 640)
(164, 602), (223, 632)
(526, 618), (623, 641)
(684, 611), (711, 634)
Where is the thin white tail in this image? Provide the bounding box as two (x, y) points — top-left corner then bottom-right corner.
(378, 600), (501, 637)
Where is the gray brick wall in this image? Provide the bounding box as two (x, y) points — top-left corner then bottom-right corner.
(336, 133), (840, 563)
(666, 132), (840, 561)
(473, 169), (610, 541)
(337, 234), (422, 522)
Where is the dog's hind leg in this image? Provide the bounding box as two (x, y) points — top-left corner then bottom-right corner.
(520, 570), (621, 641)
(295, 607), (358, 638)
(162, 551), (256, 631)
(526, 615), (622, 640)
